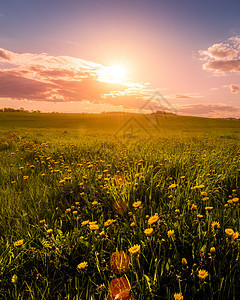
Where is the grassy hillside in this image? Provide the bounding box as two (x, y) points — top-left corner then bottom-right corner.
(0, 113), (239, 299)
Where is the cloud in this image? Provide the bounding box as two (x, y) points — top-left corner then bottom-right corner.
(175, 94), (192, 99)
(0, 48), (147, 107)
(199, 43), (238, 60)
(203, 58), (240, 73)
(230, 84), (240, 94)
(199, 37), (240, 74)
(177, 104), (240, 118)
(0, 48), (11, 60)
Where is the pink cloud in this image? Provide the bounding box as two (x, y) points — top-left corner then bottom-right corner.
(177, 104), (240, 118)
(199, 43), (238, 60)
(203, 58), (240, 73)
(0, 48), (11, 60)
(175, 94), (192, 99)
(0, 48), (147, 107)
(230, 84), (240, 94)
(199, 37), (240, 74)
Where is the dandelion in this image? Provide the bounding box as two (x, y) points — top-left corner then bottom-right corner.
(14, 239), (24, 247)
(39, 219), (45, 225)
(174, 293), (183, 300)
(168, 183), (178, 189)
(132, 201), (142, 208)
(232, 197), (239, 203)
(205, 206), (213, 212)
(168, 230), (175, 239)
(81, 220), (89, 226)
(148, 214), (159, 225)
(89, 224), (99, 230)
(104, 219), (116, 227)
(191, 204), (197, 211)
(225, 228), (234, 238)
(181, 258), (187, 267)
(144, 228), (153, 236)
(198, 269), (208, 281)
(128, 244), (140, 255)
(47, 229), (53, 235)
(232, 231), (239, 240)
(92, 201), (98, 206)
(65, 208), (71, 213)
(77, 261), (88, 270)
(210, 247), (216, 255)
(175, 209), (180, 214)
(211, 221), (220, 231)
(197, 214), (203, 219)
(99, 231), (105, 236)
(130, 222), (136, 227)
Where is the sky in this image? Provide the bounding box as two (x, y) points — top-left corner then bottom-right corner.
(0, 0), (240, 117)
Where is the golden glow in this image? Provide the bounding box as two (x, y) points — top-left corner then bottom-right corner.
(98, 65), (127, 84)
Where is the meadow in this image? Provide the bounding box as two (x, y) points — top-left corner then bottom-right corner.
(0, 112), (240, 299)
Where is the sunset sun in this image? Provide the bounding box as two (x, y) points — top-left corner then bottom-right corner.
(98, 65), (127, 84)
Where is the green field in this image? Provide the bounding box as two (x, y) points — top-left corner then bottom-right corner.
(0, 112), (240, 299)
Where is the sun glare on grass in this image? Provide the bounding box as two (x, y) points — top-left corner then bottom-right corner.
(98, 65), (127, 84)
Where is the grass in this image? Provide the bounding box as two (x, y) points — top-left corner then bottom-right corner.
(0, 112), (240, 299)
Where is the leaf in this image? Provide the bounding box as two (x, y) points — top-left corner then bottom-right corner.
(109, 277), (131, 299)
(113, 199), (128, 214)
(110, 250), (130, 274)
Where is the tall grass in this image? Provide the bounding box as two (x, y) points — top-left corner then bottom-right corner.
(0, 114), (239, 299)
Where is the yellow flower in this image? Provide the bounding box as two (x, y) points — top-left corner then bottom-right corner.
(201, 191), (207, 196)
(210, 247), (216, 255)
(14, 239), (24, 247)
(168, 230), (175, 239)
(232, 231), (239, 240)
(191, 204), (197, 211)
(89, 221), (97, 225)
(77, 261), (88, 270)
(168, 183), (178, 189)
(81, 220), (89, 226)
(181, 258), (187, 267)
(39, 219), (45, 224)
(197, 214), (203, 219)
(148, 214), (159, 225)
(132, 201), (142, 208)
(175, 209), (180, 214)
(174, 293), (183, 300)
(65, 208), (71, 213)
(144, 228), (153, 236)
(211, 221), (220, 231)
(92, 201), (98, 206)
(99, 231), (105, 236)
(47, 229), (53, 235)
(129, 244), (140, 255)
(89, 224), (99, 230)
(104, 219), (116, 227)
(130, 222), (136, 227)
(232, 197), (239, 203)
(205, 207), (213, 212)
(225, 228), (234, 238)
(198, 269), (208, 281)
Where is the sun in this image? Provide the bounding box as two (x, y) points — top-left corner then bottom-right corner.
(98, 64), (127, 84)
